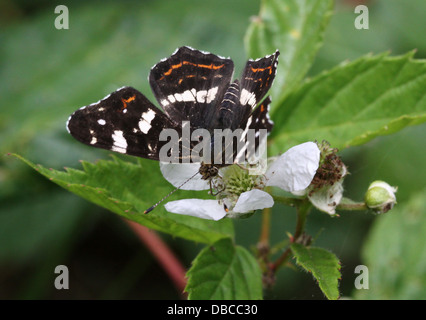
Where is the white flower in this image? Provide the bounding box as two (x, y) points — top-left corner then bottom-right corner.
(232, 189), (274, 213)
(161, 142), (321, 220)
(164, 199), (227, 221)
(165, 189), (274, 221)
(265, 142), (321, 192)
(308, 180), (344, 215)
(305, 142), (348, 215)
(159, 162), (209, 191)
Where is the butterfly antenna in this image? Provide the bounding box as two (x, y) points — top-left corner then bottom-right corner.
(143, 170), (199, 214)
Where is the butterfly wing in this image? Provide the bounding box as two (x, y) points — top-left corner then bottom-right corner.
(239, 50), (280, 110)
(149, 46), (234, 129)
(246, 96), (274, 133)
(67, 86), (179, 160)
(67, 49), (278, 166)
(217, 50), (279, 131)
(231, 96), (274, 164)
(214, 50), (279, 164)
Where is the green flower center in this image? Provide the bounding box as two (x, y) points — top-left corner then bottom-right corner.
(219, 165), (265, 199)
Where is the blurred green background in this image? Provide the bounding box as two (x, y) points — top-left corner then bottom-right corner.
(1, 0), (425, 299)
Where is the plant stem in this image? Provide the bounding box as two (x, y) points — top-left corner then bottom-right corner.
(257, 206), (272, 286)
(270, 247), (292, 272)
(294, 200), (311, 240)
(259, 206), (271, 246)
(125, 219), (187, 299)
(337, 198), (368, 211)
(272, 195), (302, 207)
(270, 200), (312, 272)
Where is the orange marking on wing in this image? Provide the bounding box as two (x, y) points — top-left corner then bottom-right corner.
(178, 74), (196, 84)
(182, 61), (225, 70)
(160, 61), (225, 81)
(121, 95), (136, 110)
(260, 104), (266, 112)
(251, 65), (272, 74)
(163, 62), (183, 76)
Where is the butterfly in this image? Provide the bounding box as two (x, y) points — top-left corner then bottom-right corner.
(67, 46), (279, 211)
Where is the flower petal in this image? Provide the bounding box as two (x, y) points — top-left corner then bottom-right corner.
(164, 199), (226, 221)
(160, 162), (209, 191)
(266, 142), (320, 192)
(308, 182), (343, 215)
(232, 189), (274, 213)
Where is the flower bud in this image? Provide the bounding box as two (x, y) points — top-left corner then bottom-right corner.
(365, 181), (397, 213)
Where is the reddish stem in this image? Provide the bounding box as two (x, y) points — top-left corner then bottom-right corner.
(125, 220), (187, 298)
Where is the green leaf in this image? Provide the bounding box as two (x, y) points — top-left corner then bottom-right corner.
(1, 0), (258, 159)
(354, 188), (426, 299)
(270, 52), (426, 153)
(245, 0), (333, 104)
(12, 154), (234, 244)
(291, 243), (341, 300)
(0, 191), (86, 263)
(185, 238), (263, 300)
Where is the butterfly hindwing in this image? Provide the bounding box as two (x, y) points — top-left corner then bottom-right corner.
(247, 96), (274, 133)
(66, 86), (179, 160)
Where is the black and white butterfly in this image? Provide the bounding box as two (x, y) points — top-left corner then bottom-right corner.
(67, 46), (279, 208)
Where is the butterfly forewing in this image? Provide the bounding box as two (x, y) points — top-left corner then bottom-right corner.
(149, 46), (234, 129)
(239, 51), (280, 110)
(217, 50), (279, 132)
(213, 50), (279, 165)
(67, 86), (179, 160)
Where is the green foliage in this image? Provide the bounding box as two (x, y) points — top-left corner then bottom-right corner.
(269, 52), (426, 153)
(245, 0), (334, 104)
(291, 243), (341, 300)
(0, 0), (259, 158)
(12, 154), (233, 245)
(354, 189), (426, 299)
(185, 238), (262, 300)
(0, 190), (86, 263)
